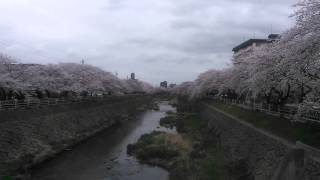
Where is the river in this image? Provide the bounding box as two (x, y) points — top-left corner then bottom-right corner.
(31, 101), (176, 180)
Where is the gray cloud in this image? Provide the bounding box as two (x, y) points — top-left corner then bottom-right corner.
(0, 0), (296, 85)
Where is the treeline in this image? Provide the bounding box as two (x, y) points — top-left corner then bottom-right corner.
(174, 0), (320, 110)
(0, 55), (153, 100)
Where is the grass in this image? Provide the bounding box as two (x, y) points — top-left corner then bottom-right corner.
(176, 113), (202, 140)
(127, 131), (183, 162)
(182, 113), (202, 133)
(212, 102), (320, 148)
(198, 144), (226, 180)
(169, 97), (178, 107)
(0, 176), (14, 180)
(159, 115), (177, 128)
(176, 112), (227, 180)
(166, 110), (175, 115)
(127, 111), (227, 180)
(157, 133), (192, 157)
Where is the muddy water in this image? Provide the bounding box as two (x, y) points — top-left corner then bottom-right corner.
(31, 101), (176, 180)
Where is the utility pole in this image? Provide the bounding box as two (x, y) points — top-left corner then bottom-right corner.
(81, 59), (85, 65)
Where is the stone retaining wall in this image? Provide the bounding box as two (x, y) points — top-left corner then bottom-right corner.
(199, 102), (320, 180)
(0, 96), (152, 177)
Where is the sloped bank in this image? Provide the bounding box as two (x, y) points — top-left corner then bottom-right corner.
(199, 101), (320, 180)
(127, 105), (228, 180)
(0, 95), (152, 178)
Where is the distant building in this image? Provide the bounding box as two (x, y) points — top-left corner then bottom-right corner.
(232, 34), (280, 58)
(231, 34), (280, 65)
(169, 84), (176, 88)
(160, 81), (168, 88)
(130, 73), (135, 80)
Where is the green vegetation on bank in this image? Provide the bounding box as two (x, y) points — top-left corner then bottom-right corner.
(159, 112), (177, 128)
(177, 113), (227, 180)
(212, 102), (320, 148)
(127, 111), (227, 180)
(0, 176), (14, 180)
(127, 131), (182, 164)
(169, 97), (178, 107)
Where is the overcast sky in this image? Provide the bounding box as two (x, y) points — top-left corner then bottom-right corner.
(0, 0), (296, 85)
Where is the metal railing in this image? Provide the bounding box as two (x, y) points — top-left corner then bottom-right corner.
(0, 95), (141, 111)
(210, 97), (320, 124)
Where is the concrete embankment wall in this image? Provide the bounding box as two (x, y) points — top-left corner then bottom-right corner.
(0, 95), (152, 177)
(199, 102), (320, 180)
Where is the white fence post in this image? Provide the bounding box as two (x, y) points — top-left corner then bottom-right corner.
(14, 99), (17, 109)
(268, 104), (271, 112)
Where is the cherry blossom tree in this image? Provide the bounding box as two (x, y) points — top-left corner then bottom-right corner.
(174, 0), (320, 109)
(0, 55), (154, 99)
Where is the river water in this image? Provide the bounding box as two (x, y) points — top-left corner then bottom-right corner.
(31, 101), (176, 180)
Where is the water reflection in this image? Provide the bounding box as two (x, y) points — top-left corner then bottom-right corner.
(31, 101), (176, 180)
